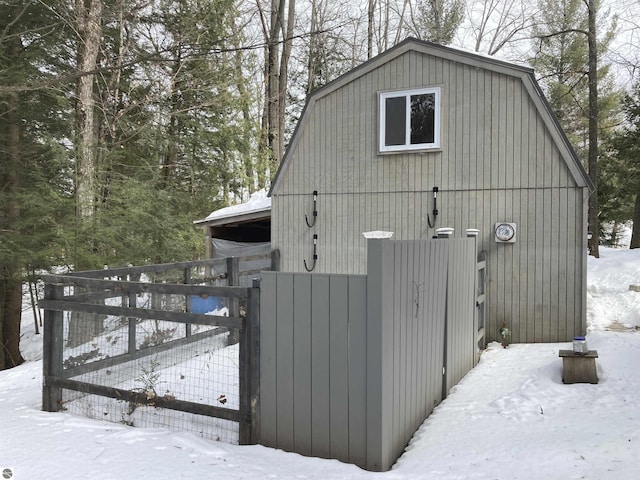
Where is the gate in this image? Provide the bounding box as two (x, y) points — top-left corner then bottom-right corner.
(40, 258), (261, 445)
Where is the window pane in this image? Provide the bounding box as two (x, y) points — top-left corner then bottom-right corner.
(410, 93), (435, 145)
(385, 96), (406, 146)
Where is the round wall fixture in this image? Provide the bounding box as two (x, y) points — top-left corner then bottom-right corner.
(495, 222), (516, 243)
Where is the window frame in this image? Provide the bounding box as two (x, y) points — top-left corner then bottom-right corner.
(378, 86), (442, 153)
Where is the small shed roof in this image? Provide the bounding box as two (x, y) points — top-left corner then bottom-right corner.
(270, 37), (593, 195)
(193, 189), (271, 227)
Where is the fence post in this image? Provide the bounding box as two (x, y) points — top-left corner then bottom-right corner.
(365, 237), (395, 471)
(270, 249), (281, 272)
(227, 257), (240, 345)
(127, 273), (140, 355)
(184, 266), (192, 338)
(239, 278), (260, 445)
(43, 283), (64, 412)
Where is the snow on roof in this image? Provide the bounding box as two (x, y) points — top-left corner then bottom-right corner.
(197, 188), (271, 224)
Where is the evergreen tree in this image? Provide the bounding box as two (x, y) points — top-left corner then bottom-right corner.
(410, 0), (465, 45)
(68, 0), (257, 267)
(531, 0), (620, 256)
(603, 84), (640, 248)
(151, 0), (255, 204)
(0, 1), (75, 369)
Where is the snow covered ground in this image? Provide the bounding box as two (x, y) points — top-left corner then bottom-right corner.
(1, 246), (639, 480)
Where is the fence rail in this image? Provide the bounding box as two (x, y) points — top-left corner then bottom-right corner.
(41, 255), (264, 445)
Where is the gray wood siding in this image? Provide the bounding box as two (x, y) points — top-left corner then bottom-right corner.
(259, 271), (369, 467)
(446, 238), (477, 392)
(258, 238), (476, 471)
(271, 49), (588, 343)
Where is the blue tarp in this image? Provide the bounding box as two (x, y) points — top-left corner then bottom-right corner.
(189, 295), (223, 314)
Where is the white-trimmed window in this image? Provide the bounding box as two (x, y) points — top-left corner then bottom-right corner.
(379, 87), (441, 152)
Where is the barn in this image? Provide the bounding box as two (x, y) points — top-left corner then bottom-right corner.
(269, 37), (593, 344)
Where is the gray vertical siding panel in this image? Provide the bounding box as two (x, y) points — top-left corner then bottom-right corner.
(405, 242), (416, 443)
(535, 186), (545, 342)
(329, 276), (350, 462)
(518, 190), (530, 344)
(424, 244), (436, 412)
(454, 62), (464, 192)
(427, 242), (447, 409)
(367, 238), (395, 471)
(348, 275), (368, 467)
(491, 73), (501, 190)
(488, 189), (499, 344)
(535, 113), (545, 189)
(391, 241), (402, 454)
(512, 83), (522, 191)
(293, 274), (312, 455)
(415, 242), (426, 417)
(271, 50), (587, 344)
(259, 272), (278, 447)
(446, 239), (459, 393)
(550, 188), (561, 342)
(446, 239), (476, 392)
(526, 189), (537, 342)
(401, 242), (412, 445)
(297, 196), (306, 274)
(410, 243), (421, 430)
(580, 189), (589, 336)
(310, 275), (331, 458)
(565, 190), (577, 340)
(505, 78), (515, 189)
(329, 92), (339, 273)
(462, 60), (471, 189)
(558, 188), (569, 341)
(259, 240), (481, 470)
(506, 190), (526, 342)
(481, 70), (491, 191)
(275, 274), (295, 450)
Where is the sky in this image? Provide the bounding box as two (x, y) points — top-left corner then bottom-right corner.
(0, 238), (639, 480)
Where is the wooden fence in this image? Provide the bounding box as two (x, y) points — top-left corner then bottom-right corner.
(40, 245), (485, 467)
(40, 255), (268, 444)
(258, 237), (484, 471)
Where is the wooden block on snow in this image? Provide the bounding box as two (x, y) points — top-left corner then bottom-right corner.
(559, 350), (599, 384)
(629, 285), (640, 292)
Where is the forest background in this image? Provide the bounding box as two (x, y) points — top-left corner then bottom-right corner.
(1, 0), (640, 370)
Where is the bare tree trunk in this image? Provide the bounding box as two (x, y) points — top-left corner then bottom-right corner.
(75, 0), (102, 221)
(631, 193), (640, 249)
(382, 0), (389, 50)
(261, 0), (294, 176)
(164, 60), (182, 190)
(394, 0), (412, 45)
(1, 270), (23, 370)
(266, 0), (284, 171)
(1, 69), (25, 369)
(368, 0), (375, 58)
(277, 0), (295, 162)
(586, 0), (600, 258)
(230, 19), (256, 191)
(307, 0), (319, 93)
(69, 0), (103, 348)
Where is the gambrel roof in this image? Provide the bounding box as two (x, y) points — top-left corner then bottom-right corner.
(270, 37), (593, 195)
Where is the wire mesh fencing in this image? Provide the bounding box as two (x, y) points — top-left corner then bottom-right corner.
(41, 258), (261, 445)
(60, 328), (240, 443)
